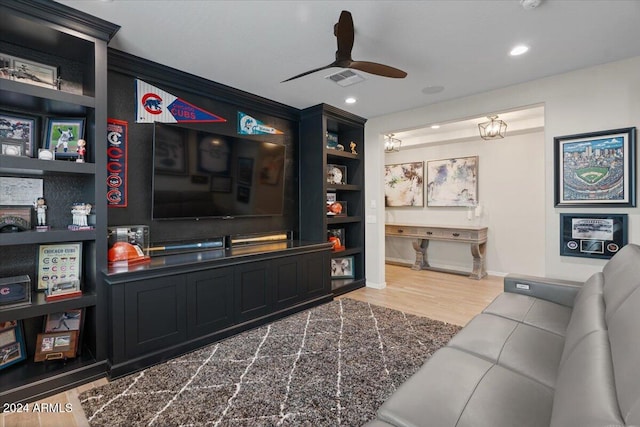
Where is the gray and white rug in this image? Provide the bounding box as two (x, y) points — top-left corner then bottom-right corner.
(79, 299), (461, 426)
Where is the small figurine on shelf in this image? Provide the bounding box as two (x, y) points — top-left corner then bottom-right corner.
(350, 141), (357, 155)
(69, 202), (93, 230)
(33, 197), (49, 230)
(76, 139), (86, 163)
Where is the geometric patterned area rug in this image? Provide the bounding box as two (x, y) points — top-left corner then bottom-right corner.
(79, 299), (461, 426)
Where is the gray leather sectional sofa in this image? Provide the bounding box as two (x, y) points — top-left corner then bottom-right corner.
(365, 243), (640, 427)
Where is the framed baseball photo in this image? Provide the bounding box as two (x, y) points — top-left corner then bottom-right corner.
(0, 111), (37, 157)
(560, 213), (627, 259)
(0, 320), (27, 370)
(34, 331), (78, 362)
(44, 117), (85, 161)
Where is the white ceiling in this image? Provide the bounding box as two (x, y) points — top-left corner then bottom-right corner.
(57, 0), (640, 120)
(393, 105), (545, 147)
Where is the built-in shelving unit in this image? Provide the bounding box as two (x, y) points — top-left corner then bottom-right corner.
(299, 104), (367, 295)
(0, 0), (118, 404)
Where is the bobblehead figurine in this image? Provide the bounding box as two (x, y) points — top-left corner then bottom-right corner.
(76, 139), (86, 163)
(34, 197), (48, 229)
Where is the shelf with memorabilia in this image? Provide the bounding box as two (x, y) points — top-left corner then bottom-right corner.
(0, 0), (118, 405)
(300, 103), (366, 296)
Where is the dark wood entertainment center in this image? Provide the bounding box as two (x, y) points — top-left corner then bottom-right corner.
(0, 0), (366, 404)
(105, 240), (332, 378)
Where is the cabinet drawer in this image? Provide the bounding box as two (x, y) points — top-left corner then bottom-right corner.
(446, 231), (473, 240)
(420, 228), (444, 238)
(385, 225), (419, 236)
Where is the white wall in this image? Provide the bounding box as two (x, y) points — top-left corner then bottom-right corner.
(384, 130), (545, 276)
(365, 56), (640, 287)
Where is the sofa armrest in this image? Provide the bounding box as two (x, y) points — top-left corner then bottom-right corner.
(504, 274), (583, 307)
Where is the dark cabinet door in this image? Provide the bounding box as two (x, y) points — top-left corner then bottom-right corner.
(303, 251), (330, 298)
(124, 275), (187, 358)
(234, 261), (271, 322)
(187, 267), (235, 338)
(272, 256), (302, 310)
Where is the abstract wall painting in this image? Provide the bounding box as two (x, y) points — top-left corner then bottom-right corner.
(384, 162), (424, 207)
(426, 156), (478, 207)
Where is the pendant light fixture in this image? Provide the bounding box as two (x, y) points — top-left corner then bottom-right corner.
(478, 115), (507, 140)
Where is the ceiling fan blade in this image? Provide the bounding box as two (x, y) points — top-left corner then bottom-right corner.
(281, 63), (336, 83)
(348, 61), (407, 78)
(334, 10), (354, 62)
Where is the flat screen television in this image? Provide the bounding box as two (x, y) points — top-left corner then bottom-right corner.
(152, 122), (286, 220)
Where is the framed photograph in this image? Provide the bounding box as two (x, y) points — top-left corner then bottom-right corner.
(554, 127), (636, 207)
(0, 320), (27, 370)
(44, 117), (85, 161)
(327, 164), (347, 185)
(34, 331), (78, 362)
(0, 111), (37, 156)
(331, 256), (354, 279)
(326, 192), (337, 203)
(560, 213), (628, 259)
(384, 161), (424, 207)
(44, 309), (83, 333)
(0, 53), (58, 90)
(36, 242), (82, 291)
(237, 157), (254, 185)
(426, 156), (478, 207)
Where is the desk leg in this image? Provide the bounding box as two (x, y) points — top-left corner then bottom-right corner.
(470, 241), (487, 279)
(411, 239), (429, 270)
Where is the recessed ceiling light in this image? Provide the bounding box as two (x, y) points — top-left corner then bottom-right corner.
(345, 97), (356, 104)
(510, 45), (529, 56)
(422, 85), (445, 95)
(431, 125), (440, 129)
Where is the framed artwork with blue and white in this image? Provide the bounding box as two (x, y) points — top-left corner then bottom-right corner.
(554, 127), (636, 207)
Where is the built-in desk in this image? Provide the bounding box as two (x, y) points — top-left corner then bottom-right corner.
(385, 223), (488, 279)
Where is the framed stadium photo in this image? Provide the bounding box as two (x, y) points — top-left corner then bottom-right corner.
(554, 127), (636, 207)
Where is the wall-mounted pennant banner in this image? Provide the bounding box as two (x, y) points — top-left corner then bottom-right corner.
(106, 118), (128, 207)
(135, 79), (226, 124)
(238, 112), (284, 135)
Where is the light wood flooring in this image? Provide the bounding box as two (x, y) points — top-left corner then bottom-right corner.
(2, 265), (504, 427)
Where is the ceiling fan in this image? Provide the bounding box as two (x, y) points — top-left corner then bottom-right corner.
(282, 10), (407, 83)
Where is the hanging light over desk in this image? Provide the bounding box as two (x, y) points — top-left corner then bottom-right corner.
(478, 115), (507, 140)
(384, 134), (401, 152)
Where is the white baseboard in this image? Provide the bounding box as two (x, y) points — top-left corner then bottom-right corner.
(365, 281), (386, 289)
(385, 257), (508, 278)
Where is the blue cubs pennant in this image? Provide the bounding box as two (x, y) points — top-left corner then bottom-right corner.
(136, 79), (226, 124)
